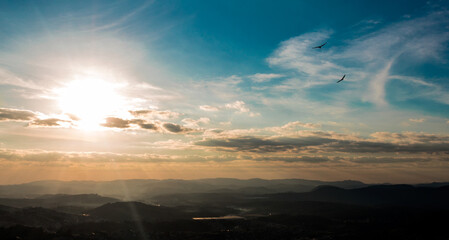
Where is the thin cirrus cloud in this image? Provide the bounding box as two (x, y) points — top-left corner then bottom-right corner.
(249, 73), (285, 83)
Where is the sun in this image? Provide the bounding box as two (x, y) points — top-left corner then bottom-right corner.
(56, 78), (127, 130)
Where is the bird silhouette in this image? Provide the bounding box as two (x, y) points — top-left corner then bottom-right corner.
(337, 74), (346, 83)
(312, 42), (327, 49)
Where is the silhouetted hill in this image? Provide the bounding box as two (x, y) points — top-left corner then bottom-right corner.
(88, 202), (190, 222)
(0, 178), (369, 200)
(266, 184), (449, 208)
(0, 194), (119, 210)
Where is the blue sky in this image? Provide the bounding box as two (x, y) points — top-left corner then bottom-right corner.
(0, 0), (448, 184)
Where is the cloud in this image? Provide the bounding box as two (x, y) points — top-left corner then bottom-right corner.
(347, 156), (432, 163)
(162, 123), (194, 134)
(225, 101), (259, 116)
(29, 118), (70, 127)
(0, 68), (43, 90)
(199, 101), (259, 117)
(101, 117), (131, 128)
(100, 116), (196, 133)
(225, 100), (250, 113)
(220, 121), (232, 126)
(130, 119), (159, 131)
(101, 117), (159, 131)
(370, 131), (449, 144)
(99, 116), (197, 134)
(249, 73), (284, 83)
(205, 121), (321, 137)
(195, 130), (449, 155)
(0, 108), (36, 121)
(66, 113), (81, 121)
(195, 136), (335, 153)
(363, 61), (393, 106)
(199, 105), (219, 111)
(247, 155), (331, 163)
(129, 109), (181, 119)
(266, 121), (321, 133)
(267, 30), (337, 78)
(182, 117), (210, 128)
(0, 108), (76, 128)
(409, 118), (425, 123)
(0, 149), (199, 164)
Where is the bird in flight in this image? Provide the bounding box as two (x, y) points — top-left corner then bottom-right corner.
(337, 74), (346, 83)
(312, 42), (327, 49)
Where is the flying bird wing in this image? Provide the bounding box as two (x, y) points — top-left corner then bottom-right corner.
(337, 74), (346, 83)
(312, 42), (327, 49)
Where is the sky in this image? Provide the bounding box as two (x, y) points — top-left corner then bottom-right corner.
(0, 0), (448, 184)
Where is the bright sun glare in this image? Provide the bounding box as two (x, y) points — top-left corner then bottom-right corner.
(57, 78), (126, 130)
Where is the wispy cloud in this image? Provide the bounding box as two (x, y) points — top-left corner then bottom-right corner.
(266, 11), (449, 107)
(409, 118), (426, 123)
(199, 100), (259, 117)
(249, 73), (284, 83)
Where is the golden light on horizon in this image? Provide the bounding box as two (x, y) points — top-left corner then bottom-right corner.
(56, 77), (127, 130)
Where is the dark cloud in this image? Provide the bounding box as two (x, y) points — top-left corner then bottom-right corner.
(195, 136), (334, 153)
(139, 123), (159, 130)
(347, 156), (432, 163)
(101, 117), (191, 133)
(0, 108), (36, 121)
(257, 156), (330, 163)
(101, 117), (131, 128)
(163, 123), (193, 133)
(328, 141), (449, 153)
(130, 119), (159, 131)
(195, 132), (449, 154)
(30, 118), (68, 127)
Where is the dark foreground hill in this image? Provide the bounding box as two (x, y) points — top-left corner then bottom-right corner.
(0, 182), (449, 239)
(264, 184), (449, 208)
(0, 205), (84, 230)
(87, 201), (190, 222)
(150, 184), (449, 211)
